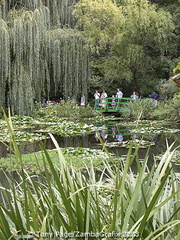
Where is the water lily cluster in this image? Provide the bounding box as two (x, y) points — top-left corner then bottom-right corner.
(0, 115), (96, 144)
(61, 147), (109, 160)
(130, 126), (180, 134)
(105, 139), (155, 148)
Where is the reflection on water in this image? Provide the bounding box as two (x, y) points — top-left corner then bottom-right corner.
(0, 120), (179, 170)
(0, 134), (99, 158)
(94, 120), (180, 147)
(0, 121), (180, 193)
(94, 120), (180, 171)
(98, 124), (124, 142)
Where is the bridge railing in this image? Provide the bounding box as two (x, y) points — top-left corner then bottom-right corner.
(94, 97), (132, 112)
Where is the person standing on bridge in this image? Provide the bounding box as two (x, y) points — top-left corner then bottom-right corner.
(94, 90), (100, 99)
(149, 91), (159, 106)
(80, 94), (86, 107)
(111, 95), (116, 108)
(130, 91), (138, 100)
(94, 90), (100, 107)
(100, 90), (108, 108)
(116, 88), (123, 107)
(116, 88), (123, 98)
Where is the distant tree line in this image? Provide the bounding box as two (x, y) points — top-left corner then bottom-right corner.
(74, 0), (180, 97)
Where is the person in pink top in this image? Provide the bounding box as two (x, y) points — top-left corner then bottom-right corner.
(100, 90), (108, 108)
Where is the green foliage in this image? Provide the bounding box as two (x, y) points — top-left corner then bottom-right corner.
(0, 108), (98, 144)
(159, 80), (179, 100)
(153, 97), (180, 121)
(0, 0), (180, 114)
(42, 121), (95, 137)
(173, 62), (180, 73)
(173, 92), (180, 100)
(130, 125), (180, 134)
(0, 19), (10, 107)
(0, 130), (47, 144)
(74, 0), (124, 49)
(0, 0), (77, 28)
(48, 28), (90, 100)
(34, 100), (102, 119)
(121, 98), (157, 120)
(74, 0), (175, 94)
(0, 1), (90, 115)
(0, 147), (109, 172)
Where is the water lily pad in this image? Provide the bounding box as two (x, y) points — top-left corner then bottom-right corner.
(0, 131), (48, 144)
(38, 121), (96, 136)
(130, 126), (180, 134)
(105, 139), (155, 148)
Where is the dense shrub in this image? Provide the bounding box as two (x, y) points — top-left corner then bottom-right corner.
(121, 98), (157, 120)
(159, 80), (179, 100)
(153, 93), (180, 121)
(33, 99), (101, 119)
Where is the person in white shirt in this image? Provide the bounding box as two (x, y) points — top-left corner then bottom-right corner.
(130, 91), (138, 100)
(94, 90), (100, 99)
(116, 88), (123, 98)
(94, 90), (100, 107)
(80, 95), (85, 106)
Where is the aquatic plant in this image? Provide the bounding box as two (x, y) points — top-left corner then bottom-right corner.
(38, 121), (95, 136)
(105, 139), (155, 148)
(130, 126), (180, 134)
(0, 147), (110, 173)
(0, 112), (180, 240)
(0, 110), (97, 145)
(119, 120), (170, 127)
(0, 130), (48, 144)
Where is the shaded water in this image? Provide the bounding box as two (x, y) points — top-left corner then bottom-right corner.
(0, 120), (179, 167)
(0, 120), (180, 192)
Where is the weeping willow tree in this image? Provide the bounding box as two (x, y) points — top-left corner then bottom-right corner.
(7, 6), (50, 115)
(0, 0), (78, 27)
(48, 28), (90, 99)
(43, 0), (79, 27)
(0, 0), (90, 115)
(0, 19), (10, 109)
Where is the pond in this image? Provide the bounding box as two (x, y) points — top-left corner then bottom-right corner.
(0, 119), (179, 171)
(0, 119), (180, 203)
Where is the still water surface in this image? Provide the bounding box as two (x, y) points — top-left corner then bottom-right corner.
(0, 120), (180, 191)
(0, 120), (179, 165)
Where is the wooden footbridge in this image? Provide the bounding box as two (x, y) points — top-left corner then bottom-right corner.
(94, 97), (132, 112)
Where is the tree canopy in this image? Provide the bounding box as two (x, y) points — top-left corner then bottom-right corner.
(74, 0), (179, 96)
(0, 0), (90, 115)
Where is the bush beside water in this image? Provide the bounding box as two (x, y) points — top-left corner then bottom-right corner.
(121, 95), (180, 121)
(33, 99), (102, 119)
(121, 98), (156, 120)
